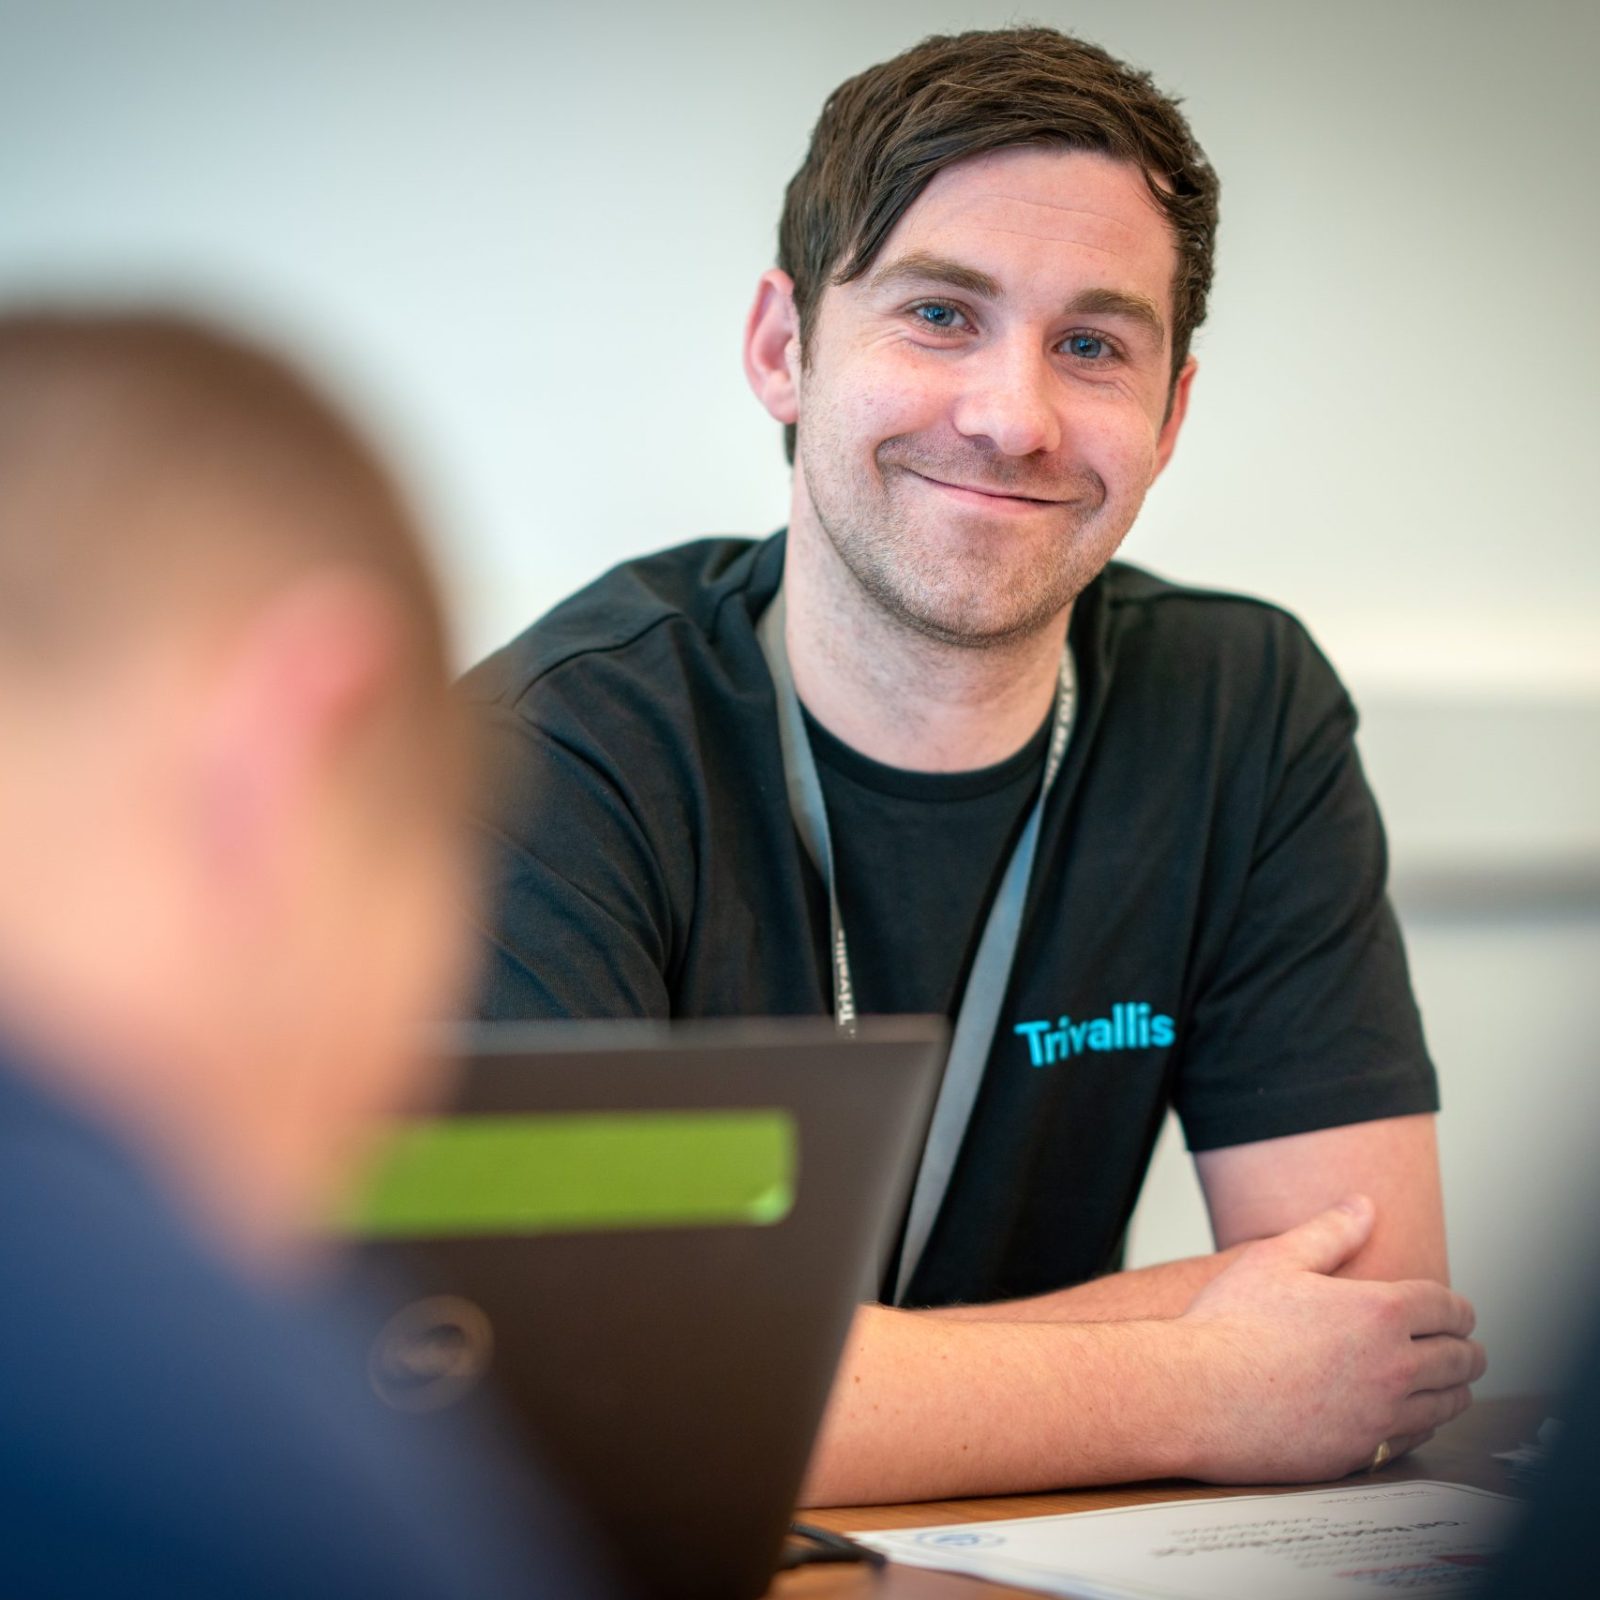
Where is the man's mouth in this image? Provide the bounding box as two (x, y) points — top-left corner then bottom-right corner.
(904, 469), (1066, 510)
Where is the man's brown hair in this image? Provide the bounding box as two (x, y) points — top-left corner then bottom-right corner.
(776, 26), (1220, 461)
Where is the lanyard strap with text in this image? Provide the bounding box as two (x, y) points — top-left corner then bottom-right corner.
(756, 585), (1076, 1304)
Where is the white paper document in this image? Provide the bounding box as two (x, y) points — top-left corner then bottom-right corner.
(860, 1480), (1520, 1599)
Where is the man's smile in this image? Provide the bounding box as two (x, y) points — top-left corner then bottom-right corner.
(900, 467), (1071, 513)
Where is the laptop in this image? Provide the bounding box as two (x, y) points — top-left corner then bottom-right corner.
(341, 1017), (945, 1600)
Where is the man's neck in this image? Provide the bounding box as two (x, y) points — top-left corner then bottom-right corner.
(0, 973), (315, 1282)
(780, 520), (1070, 774)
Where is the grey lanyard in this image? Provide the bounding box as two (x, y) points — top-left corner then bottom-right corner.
(756, 585), (1076, 1303)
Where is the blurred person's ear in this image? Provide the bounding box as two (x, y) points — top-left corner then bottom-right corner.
(192, 572), (407, 895)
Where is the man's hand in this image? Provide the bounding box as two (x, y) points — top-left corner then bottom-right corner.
(932, 1115), (1450, 1328)
(802, 1194), (1483, 1505)
(1198, 1114), (1449, 1284)
(1174, 1194), (1485, 1483)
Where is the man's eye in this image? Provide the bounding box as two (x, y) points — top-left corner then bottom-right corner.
(912, 303), (964, 330)
(1064, 332), (1111, 360)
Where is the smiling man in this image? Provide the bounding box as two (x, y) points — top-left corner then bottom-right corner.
(466, 28), (1482, 1502)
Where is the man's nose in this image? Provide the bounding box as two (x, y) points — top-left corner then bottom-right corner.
(949, 341), (1062, 458)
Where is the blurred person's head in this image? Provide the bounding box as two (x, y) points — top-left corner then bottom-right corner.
(0, 310), (470, 1270)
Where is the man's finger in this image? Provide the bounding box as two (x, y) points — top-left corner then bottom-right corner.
(1345, 1425), (1437, 1478)
(1392, 1383), (1474, 1440)
(1378, 1428), (1435, 1466)
(1394, 1280), (1477, 1338)
(1409, 1337), (1485, 1393)
(1246, 1194), (1374, 1276)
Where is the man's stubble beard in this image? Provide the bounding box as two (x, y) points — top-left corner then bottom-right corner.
(800, 432), (1136, 653)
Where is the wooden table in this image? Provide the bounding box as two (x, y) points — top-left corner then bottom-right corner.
(767, 1395), (1542, 1598)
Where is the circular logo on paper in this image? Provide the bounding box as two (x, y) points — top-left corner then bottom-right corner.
(914, 1531), (1005, 1550)
(368, 1295), (494, 1413)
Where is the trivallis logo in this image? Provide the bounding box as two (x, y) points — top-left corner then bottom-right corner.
(1013, 1003), (1175, 1067)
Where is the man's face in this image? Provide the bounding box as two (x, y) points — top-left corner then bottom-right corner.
(790, 145), (1193, 647)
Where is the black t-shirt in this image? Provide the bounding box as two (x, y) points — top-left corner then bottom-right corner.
(464, 533), (1438, 1308)
(805, 703), (1049, 1020)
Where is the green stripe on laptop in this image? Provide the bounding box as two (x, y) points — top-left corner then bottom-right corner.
(344, 1110), (795, 1237)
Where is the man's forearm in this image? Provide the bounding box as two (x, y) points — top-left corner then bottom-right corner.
(800, 1304), (1195, 1506)
(802, 1201), (1485, 1508)
(925, 1246), (1246, 1324)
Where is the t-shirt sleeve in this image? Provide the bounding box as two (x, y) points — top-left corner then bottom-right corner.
(470, 701), (677, 1020)
(1171, 623), (1439, 1152)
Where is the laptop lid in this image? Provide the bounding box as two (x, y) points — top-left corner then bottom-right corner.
(341, 1016), (945, 1600)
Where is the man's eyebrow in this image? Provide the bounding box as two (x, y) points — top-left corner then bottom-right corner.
(1066, 287), (1166, 347)
(864, 252), (1001, 299)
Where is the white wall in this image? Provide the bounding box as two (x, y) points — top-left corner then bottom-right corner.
(3, 0), (1597, 1385)
(4, 0), (1595, 689)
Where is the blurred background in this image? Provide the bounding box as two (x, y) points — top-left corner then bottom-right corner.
(3, 0), (1595, 1396)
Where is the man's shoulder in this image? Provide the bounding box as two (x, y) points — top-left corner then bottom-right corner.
(0, 1053), (317, 1449)
(0, 1053), (567, 1600)
(1099, 560), (1318, 637)
(1094, 561), (1346, 708)
(461, 535), (777, 713)
(0, 1048), (184, 1293)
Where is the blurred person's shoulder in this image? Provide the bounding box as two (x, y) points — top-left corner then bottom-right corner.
(0, 1044), (604, 1600)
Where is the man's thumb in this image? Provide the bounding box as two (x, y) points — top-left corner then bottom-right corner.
(1250, 1195), (1374, 1275)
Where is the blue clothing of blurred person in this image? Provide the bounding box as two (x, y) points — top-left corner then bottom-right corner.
(0, 1046), (602, 1599)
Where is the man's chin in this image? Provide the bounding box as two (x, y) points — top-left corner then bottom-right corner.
(813, 499), (1093, 647)
(868, 578), (1073, 652)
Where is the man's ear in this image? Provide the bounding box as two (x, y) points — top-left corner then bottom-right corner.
(193, 573), (402, 890)
(742, 269), (801, 425)
(1153, 355), (1197, 480)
